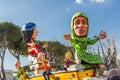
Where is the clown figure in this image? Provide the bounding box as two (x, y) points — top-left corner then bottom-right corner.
(64, 12), (107, 76)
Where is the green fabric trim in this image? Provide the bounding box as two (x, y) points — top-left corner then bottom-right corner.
(77, 51), (103, 64)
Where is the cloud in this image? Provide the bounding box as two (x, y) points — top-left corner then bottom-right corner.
(75, 0), (109, 4)
(91, 0), (106, 3)
(75, 0), (83, 4)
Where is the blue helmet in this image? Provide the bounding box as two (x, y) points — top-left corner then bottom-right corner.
(21, 22), (37, 42)
(22, 22), (36, 31)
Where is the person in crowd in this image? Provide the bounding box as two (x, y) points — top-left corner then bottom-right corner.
(106, 69), (120, 80)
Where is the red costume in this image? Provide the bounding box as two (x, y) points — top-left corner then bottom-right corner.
(64, 59), (75, 68)
(26, 39), (44, 57)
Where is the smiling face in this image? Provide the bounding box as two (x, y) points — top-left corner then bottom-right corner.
(66, 54), (72, 60)
(32, 27), (38, 39)
(65, 52), (72, 60)
(73, 16), (88, 37)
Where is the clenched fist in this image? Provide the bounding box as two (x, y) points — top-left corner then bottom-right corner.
(98, 31), (107, 39)
(64, 33), (72, 40)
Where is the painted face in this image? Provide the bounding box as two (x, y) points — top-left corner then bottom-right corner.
(73, 16), (88, 37)
(66, 54), (72, 59)
(32, 27), (38, 39)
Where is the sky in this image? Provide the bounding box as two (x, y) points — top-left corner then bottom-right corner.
(0, 0), (120, 71)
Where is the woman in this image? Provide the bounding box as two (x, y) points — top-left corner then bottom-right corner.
(21, 22), (48, 75)
(64, 12), (107, 75)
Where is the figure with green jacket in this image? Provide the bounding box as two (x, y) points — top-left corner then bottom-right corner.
(64, 12), (107, 75)
(14, 61), (28, 80)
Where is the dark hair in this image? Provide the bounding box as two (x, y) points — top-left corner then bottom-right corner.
(21, 22), (36, 42)
(108, 75), (120, 80)
(22, 30), (34, 42)
(107, 69), (120, 80)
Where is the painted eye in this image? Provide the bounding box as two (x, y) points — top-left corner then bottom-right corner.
(74, 20), (80, 25)
(82, 20), (87, 25)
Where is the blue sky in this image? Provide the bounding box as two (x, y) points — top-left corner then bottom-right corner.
(0, 0), (120, 71)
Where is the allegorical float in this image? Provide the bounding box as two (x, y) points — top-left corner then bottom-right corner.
(14, 11), (107, 80)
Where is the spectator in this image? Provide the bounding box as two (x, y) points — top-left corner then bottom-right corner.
(106, 69), (120, 80)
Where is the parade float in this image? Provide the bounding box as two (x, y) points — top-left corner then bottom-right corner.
(14, 11), (107, 80)
(19, 62), (96, 80)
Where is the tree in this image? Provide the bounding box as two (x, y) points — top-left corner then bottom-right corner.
(101, 37), (119, 69)
(89, 37), (120, 70)
(0, 22), (27, 80)
(0, 32), (7, 80)
(37, 40), (75, 70)
(8, 35), (27, 61)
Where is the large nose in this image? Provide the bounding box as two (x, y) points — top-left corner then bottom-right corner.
(36, 30), (38, 33)
(78, 23), (83, 28)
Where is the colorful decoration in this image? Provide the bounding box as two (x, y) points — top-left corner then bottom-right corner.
(64, 12), (106, 74)
(21, 22), (51, 78)
(21, 22), (45, 60)
(14, 61), (28, 80)
(63, 51), (75, 71)
(38, 61), (52, 80)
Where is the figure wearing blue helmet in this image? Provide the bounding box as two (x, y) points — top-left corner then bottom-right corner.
(21, 22), (36, 42)
(21, 22), (50, 75)
(21, 22), (44, 57)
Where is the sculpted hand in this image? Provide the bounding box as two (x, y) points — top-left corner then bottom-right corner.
(43, 44), (49, 48)
(64, 33), (72, 40)
(98, 31), (107, 39)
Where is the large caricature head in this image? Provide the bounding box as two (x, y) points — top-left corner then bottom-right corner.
(71, 12), (89, 38)
(21, 22), (38, 42)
